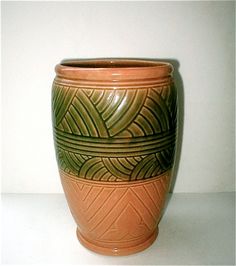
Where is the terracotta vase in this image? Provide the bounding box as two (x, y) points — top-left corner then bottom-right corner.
(51, 58), (177, 256)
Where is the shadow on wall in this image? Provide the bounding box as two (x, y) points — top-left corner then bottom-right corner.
(159, 58), (185, 194)
(156, 58), (184, 217)
(141, 57), (184, 196)
(139, 58), (185, 221)
(145, 58), (185, 217)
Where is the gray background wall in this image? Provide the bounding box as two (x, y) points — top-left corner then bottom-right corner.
(2, 1), (235, 193)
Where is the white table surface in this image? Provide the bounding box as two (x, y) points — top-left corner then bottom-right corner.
(1, 192), (235, 265)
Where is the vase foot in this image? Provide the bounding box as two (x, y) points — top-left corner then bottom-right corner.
(76, 227), (158, 256)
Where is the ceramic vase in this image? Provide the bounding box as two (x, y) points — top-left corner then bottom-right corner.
(51, 58), (177, 256)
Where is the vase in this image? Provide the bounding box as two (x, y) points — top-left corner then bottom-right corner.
(51, 58), (177, 256)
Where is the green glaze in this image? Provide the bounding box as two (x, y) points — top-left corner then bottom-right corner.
(52, 84), (177, 181)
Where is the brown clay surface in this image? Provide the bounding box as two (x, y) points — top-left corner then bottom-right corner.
(52, 58), (177, 255)
(55, 58), (173, 88)
(60, 170), (171, 256)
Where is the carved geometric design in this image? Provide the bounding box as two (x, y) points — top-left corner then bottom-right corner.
(52, 83), (177, 181)
(60, 170), (170, 244)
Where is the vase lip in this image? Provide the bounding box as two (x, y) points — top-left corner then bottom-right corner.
(55, 58), (173, 87)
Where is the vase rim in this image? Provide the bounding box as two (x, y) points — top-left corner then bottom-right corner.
(55, 58), (173, 87)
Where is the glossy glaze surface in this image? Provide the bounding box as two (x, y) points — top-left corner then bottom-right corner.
(52, 60), (177, 182)
(52, 58), (177, 255)
(61, 170), (170, 255)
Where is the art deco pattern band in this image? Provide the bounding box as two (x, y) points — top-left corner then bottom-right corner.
(52, 82), (177, 181)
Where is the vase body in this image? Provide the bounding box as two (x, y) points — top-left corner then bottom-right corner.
(51, 59), (177, 256)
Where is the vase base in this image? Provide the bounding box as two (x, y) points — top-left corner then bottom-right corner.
(76, 227), (158, 256)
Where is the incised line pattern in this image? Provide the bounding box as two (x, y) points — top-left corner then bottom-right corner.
(61, 171), (170, 242)
(52, 83), (177, 181)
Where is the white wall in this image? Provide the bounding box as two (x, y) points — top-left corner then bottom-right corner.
(2, 1), (235, 193)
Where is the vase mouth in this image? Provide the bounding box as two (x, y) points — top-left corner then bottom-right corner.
(55, 58), (173, 87)
(60, 58), (170, 68)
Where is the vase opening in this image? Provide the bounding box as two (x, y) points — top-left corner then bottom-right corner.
(61, 59), (167, 69)
(55, 58), (173, 85)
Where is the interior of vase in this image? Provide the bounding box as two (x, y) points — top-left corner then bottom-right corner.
(61, 59), (166, 69)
